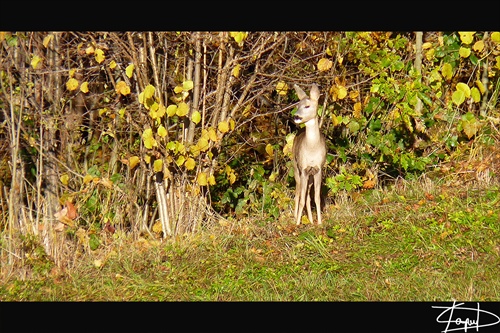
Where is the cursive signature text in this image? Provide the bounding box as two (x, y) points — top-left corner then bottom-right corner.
(433, 301), (500, 332)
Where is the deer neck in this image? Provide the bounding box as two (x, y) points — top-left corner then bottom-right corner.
(303, 117), (322, 144)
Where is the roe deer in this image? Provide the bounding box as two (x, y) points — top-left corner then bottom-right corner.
(292, 83), (326, 225)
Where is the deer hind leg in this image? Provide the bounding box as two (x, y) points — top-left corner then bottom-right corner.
(294, 178), (301, 223)
(293, 165), (301, 223)
(305, 179), (314, 224)
(313, 171), (322, 225)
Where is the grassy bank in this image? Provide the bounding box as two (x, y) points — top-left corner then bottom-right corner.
(1, 173), (498, 301)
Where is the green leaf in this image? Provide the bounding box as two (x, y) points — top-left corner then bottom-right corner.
(471, 87), (481, 103)
(461, 112), (478, 139)
(452, 90), (465, 106)
(182, 80), (194, 91)
(348, 120), (360, 133)
(417, 91), (432, 106)
(89, 234), (100, 251)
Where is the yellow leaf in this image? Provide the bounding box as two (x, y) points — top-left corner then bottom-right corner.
(191, 110), (201, 124)
(459, 46), (471, 58)
(157, 125), (167, 138)
(349, 90), (360, 101)
(109, 60), (117, 69)
(115, 81), (130, 96)
(143, 84), (155, 99)
(152, 221), (163, 233)
(197, 172), (208, 186)
(218, 121), (229, 133)
(232, 64), (241, 78)
(197, 137), (209, 152)
(185, 157), (196, 170)
(157, 104), (166, 119)
(176, 155), (185, 167)
(265, 143), (274, 156)
(93, 259), (103, 268)
(31, 55), (42, 70)
(95, 48), (105, 64)
(208, 128), (218, 142)
(176, 102), (189, 117)
(176, 142), (186, 154)
(491, 32), (500, 43)
(353, 102), (362, 118)
(66, 78), (79, 91)
(126, 64), (135, 78)
(471, 87), (481, 103)
(425, 48), (435, 61)
(228, 171), (236, 185)
(337, 85), (348, 99)
(230, 32), (248, 47)
(129, 156), (140, 169)
(167, 104), (177, 117)
(475, 80), (485, 94)
(276, 81), (288, 96)
(142, 128), (157, 149)
(269, 171), (277, 182)
(317, 58), (333, 72)
(42, 34), (53, 48)
(80, 81), (89, 93)
(85, 46), (95, 55)
(441, 63), (453, 81)
(144, 155), (151, 164)
(422, 42), (432, 49)
(60, 174), (69, 185)
(83, 174), (94, 184)
(208, 174), (216, 186)
(472, 40), (484, 53)
(100, 178), (113, 189)
(458, 32), (475, 44)
(153, 159), (163, 172)
(182, 80), (194, 91)
(229, 118), (235, 131)
(456, 82), (471, 98)
(174, 85), (184, 94)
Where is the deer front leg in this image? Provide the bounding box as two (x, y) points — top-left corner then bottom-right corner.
(296, 174), (309, 225)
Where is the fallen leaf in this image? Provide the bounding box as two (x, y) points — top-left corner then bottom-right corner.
(66, 201), (78, 220)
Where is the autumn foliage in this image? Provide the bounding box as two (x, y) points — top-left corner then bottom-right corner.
(0, 31), (499, 270)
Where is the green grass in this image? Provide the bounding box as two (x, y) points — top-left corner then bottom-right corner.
(0, 176), (499, 301)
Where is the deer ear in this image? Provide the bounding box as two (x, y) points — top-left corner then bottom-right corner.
(310, 84), (320, 101)
(293, 84), (307, 100)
